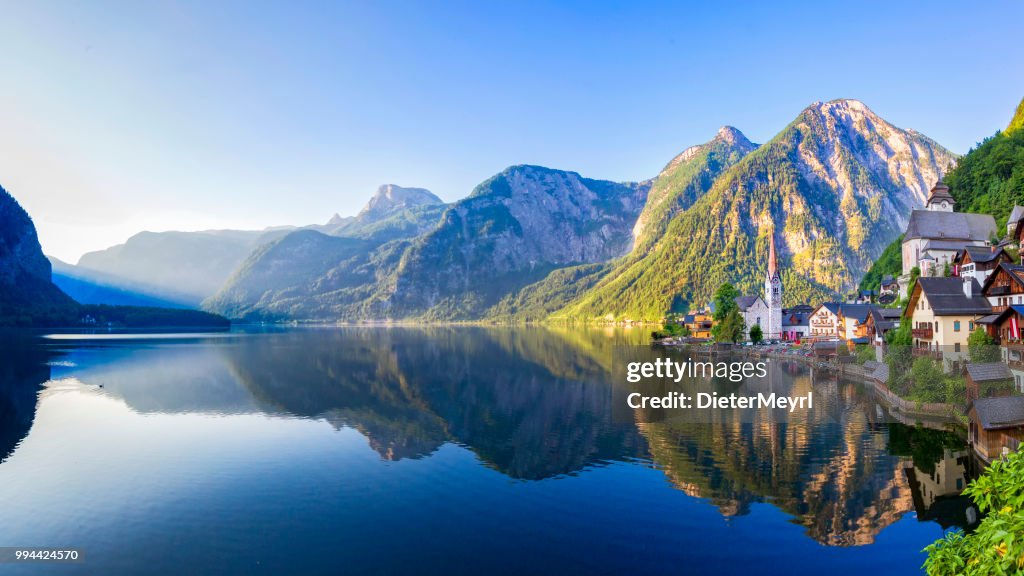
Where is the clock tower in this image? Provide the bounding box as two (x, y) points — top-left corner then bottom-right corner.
(764, 231), (783, 339)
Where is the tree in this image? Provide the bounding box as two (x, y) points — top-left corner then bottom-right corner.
(924, 449), (1024, 575)
(712, 283), (740, 321)
(713, 307), (745, 343)
(968, 327), (1000, 363)
(749, 324), (763, 344)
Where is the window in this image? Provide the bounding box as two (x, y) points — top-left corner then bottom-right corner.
(955, 343), (961, 352)
(969, 321), (974, 331)
(954, 320), (961, 332)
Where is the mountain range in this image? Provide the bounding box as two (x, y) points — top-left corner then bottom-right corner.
(10, 97), (982, 324)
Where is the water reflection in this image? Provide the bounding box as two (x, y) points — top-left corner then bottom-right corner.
(2, 327), (972, 550)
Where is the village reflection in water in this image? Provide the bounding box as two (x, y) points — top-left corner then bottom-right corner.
(0, 327), (979, 550)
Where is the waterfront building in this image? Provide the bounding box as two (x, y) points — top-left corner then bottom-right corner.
(809, 302), (842, 338)
(968, 396), (1024, 461)
(735, 232), (783, 339)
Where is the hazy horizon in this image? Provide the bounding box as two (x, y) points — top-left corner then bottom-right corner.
(2, 1), (1023, 262)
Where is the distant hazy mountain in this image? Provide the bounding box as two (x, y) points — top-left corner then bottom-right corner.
(77, 228), (294, 305)
(0, 185), (77, 325)
(49, 257), (191, 308)
(555, 99), (957, 320)
(203, 185), (448, 320)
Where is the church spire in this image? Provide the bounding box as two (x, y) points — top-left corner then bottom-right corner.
(768, 232), (778, 278)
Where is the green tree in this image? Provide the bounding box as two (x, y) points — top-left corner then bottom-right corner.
(968, 327), (1000, 363)
(713, 307), (745, 343)
(749, 324), (763, 344)
(712, 283), (740, 321)
(924, 450), (1024, 575)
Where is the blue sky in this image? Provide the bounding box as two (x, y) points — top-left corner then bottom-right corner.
(2, 0), (1023, 261)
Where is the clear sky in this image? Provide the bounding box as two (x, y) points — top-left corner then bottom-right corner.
(2, 0), (1023, 262)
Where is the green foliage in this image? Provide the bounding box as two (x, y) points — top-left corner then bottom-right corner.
(749, 324), (763, 344)
(906, 357), (965, 405)
(1007, 96), (1024, 135)
(855, 343), (875, 365)
(713, 307), (745, 343)
(712, 283), (740, 321)
(945, 121), (1024, 231)
(859, 234), (903, 292)
(924, 449), (1024, 575)
(969, 327), (1000, 363)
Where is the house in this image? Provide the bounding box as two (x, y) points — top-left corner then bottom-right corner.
(905, 276), (991, 351)
(808, 302), (842, 338)
(880, 275), (899, 296)
(899, 180), (997, 297)
(683, 311), (714, 339)
(980, 262), (1024, 313)
(954, 245), (1011, 285)
(1007, 205), (1024, 247)
(846, 290), (875, 304)
(781, 306), (812, 341)
(965, 362), (1015, 403)
(837, 304), (874, 341)
(978, 304), (1024, 345)
(968, 396), (1024, 461)
(862, 307), (902, 344)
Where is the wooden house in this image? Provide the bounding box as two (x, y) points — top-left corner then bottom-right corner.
(968, 396), (1024, 461)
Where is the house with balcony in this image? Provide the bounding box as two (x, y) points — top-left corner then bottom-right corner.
(683, 311), (714, 339)
(837, 304), (874, 341)
(905, 276), (991, 352)
(953, 246), (1011, 285)
(808, 302), (841, 338)
(861, 307), (902, 344)
(980, 262), (1024, 313)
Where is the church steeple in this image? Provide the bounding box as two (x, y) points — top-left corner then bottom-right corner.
(925, 179), (955, 212)
(764, 230), (783, 339)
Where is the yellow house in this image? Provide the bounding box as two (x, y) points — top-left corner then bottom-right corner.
(684, 311), (714, 339)
(906, 277), (992, 351)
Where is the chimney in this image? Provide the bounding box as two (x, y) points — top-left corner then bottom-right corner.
(963, 277), (974, 298)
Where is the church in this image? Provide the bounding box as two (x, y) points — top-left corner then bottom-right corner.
(735, 233), (783, 339)
(898, 180), (996, 298)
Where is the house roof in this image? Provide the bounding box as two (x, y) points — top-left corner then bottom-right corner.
(881, 275), (896, 285)
(983, 305), (1024, 326)
(783, 312), (809, 327)
(923, 239), (982, 252)
(785, 304), (814, 313)
(839, 303), (874, 323)
(1009, 205), (1024, 225)
(734, 295), (763, 312)
(816, 302), (841, 315)
(868, 308), (902, 332)
(904, 210), (996, 243)
(916, 277), (991, 315)
(971, 396), (1024, 430)
(965, 362), (1013, 383)
(959, 245), (1006, 264)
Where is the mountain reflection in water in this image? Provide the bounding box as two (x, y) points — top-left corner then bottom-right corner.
(0, 327), (973, 574)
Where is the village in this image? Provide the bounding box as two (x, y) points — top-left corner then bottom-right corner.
(660, 180), (1024, 464)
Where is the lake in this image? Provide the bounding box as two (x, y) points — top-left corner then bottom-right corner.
(0, 327), (974, 575)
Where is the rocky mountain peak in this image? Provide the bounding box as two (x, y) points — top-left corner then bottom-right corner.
(326, 213), (346, 226)
(715, 125), (753, 147)
(357, 185), (443, 221)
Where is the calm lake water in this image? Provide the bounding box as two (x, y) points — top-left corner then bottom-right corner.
(0, 327), (974, 575)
